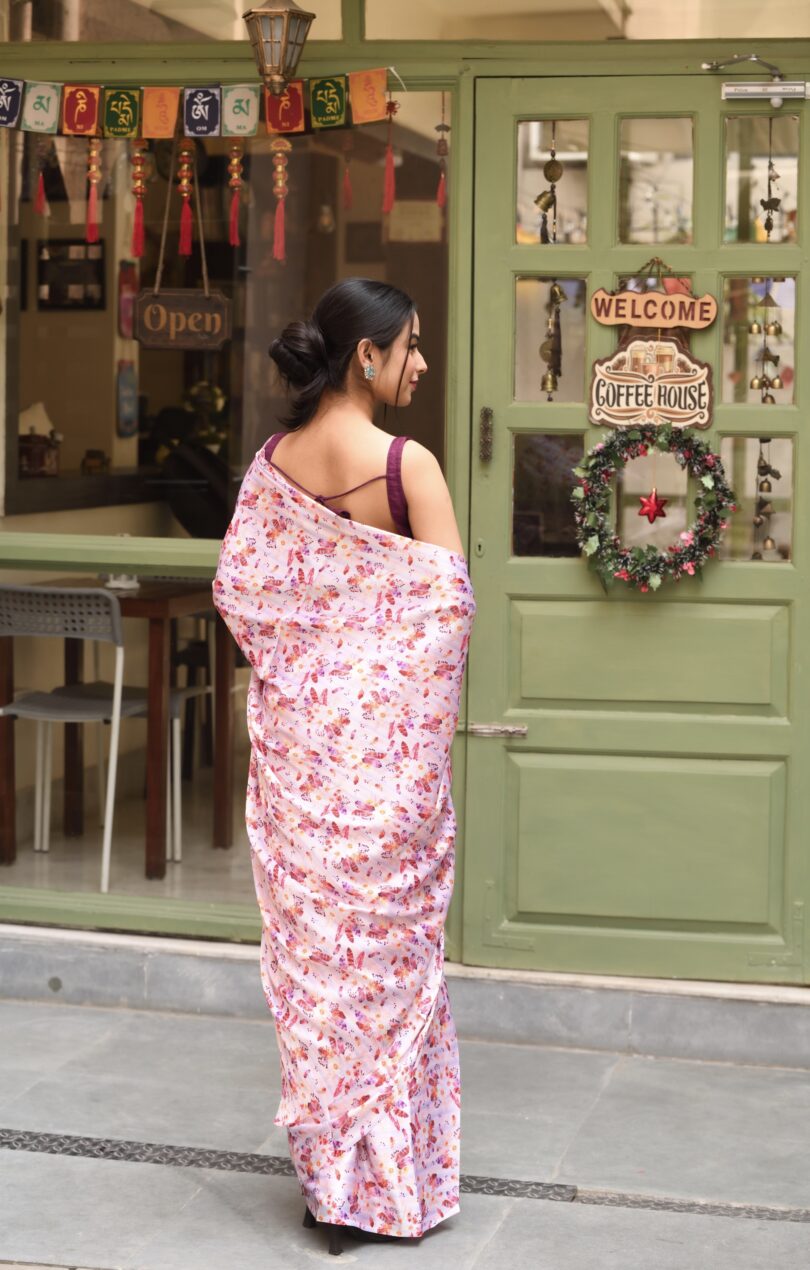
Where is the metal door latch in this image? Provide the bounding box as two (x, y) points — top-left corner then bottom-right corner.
(465, 722), (528, 737)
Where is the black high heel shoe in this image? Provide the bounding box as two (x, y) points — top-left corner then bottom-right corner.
(302, 1205), (343, 1256)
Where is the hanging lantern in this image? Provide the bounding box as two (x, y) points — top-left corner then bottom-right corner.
(130, 138), (148, 259)
(227, 140), (245, 248)
(86, 137), (102, 244)
(177, 140), (194, 256)
(242, 0), (316, 97)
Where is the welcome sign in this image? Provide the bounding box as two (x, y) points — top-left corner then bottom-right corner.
(590, 288), (718, 329)
(589, 337), (713, 429)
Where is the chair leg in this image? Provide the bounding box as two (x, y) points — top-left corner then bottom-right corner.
(165, 742), (172, 863)
(182, 689), (196, 782)
(100, 648), (124, 895)
(41, 722), (53, 854)
(34, 721), (44, 852)
(96, 723), (106, 827)
(172, 715), (182, 862)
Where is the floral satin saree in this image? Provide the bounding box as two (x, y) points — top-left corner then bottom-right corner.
(213, 444), (476, 1237)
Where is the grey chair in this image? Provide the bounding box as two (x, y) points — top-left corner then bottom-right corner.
(0, 584), (209, 892)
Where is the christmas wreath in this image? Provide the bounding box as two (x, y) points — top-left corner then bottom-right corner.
(571, 423), (737, 592)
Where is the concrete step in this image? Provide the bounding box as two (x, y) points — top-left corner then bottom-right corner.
(1, 922), (809, 1070)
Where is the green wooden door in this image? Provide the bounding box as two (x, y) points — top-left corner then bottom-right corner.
(462, 75), (810, 983)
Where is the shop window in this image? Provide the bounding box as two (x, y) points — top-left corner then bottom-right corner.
(718, 436), (793, 562)
(722, 277), (795, 406)
(516, 120), (588, 245)
(3, 94), (450, 520)
(614, 450), (688, 551)
(725, 115), (798, 244)
(5, 0), (341, 41)
(618, 117), (694, 245)
(515, 277), (587, 403)
(512, 433), (583, 557)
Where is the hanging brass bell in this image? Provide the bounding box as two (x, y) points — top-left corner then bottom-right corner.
(770, 374), (783, 390)
(763, 536), (776, 551)
(748, 319), (763, 335)
(750, 374), (763, 390)
(534, 189), (555, 213)
(762, 393), (776, 404)
(759, 478), (772, 493)
(541, 370), (558, 393)
(548, 282), (566, 306)
(766, 320), (782, 337)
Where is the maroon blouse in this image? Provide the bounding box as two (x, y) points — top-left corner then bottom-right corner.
(263, 432), (413, 538)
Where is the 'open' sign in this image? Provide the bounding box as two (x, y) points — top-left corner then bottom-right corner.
(135, 288), (231, 350)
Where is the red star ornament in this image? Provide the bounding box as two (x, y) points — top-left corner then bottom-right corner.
(638, 487), (668, 524)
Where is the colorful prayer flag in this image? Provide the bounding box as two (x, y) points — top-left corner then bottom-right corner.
(61, 84), (101, 135)
(348, 69), (388, 124)
(221, 84), (260, 136)
(142, 87), (180, 139)
(103, 87), (140, 138)
(0, 78), (24, 129)
(20, 82), (61, 134)
(183, 86), (221, 137)
(264, 81), (305, 134)
(310, 76), (347, 129)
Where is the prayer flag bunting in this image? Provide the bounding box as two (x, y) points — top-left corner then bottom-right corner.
(62, 84), (101, 135)
(0, 78), (24, 129)
(183, 86), (221, 137)
(348, 69), (388, 124)
(265, 81), (305, 134)
(103, 87), (140, 139)
(20, 82), (61, 134)
(310, 76), (347, 129)
(222, 84), (260, 136)
(142, 87), (180, 138)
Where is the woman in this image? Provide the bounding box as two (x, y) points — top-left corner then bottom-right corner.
(213, 278), (476, 1254)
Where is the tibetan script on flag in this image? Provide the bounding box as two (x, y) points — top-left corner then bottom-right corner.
(222, 84), (260, 136)
(310, 76), (347, 129)
(20, 82), (61, 134)
(62, 84), (101, 135)
(0, 78), (24, 129)
(348, 69), (387, 124)
(103, 88), (140, 139)
(183, 86), (221, 137)
(265, 81), (305, 134)
(142, 87), (180, 139)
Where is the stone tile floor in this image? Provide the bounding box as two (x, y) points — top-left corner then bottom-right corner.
(1, 998), (809, 1269)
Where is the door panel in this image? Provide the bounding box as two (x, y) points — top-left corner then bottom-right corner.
(464, 76), (810, 982)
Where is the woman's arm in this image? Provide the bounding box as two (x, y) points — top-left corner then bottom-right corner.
(401, 440), (465, 556)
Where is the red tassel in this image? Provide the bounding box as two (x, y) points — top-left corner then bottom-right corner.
(34, 170), (47, 216)
(86, 182), (99, 244)
(382, 143), (396, 214)
(273, 198), (286, 263)
(131, 198), (145, 259)
(229, 188), (240, 248)
(179, 198), (193, 257)
(436, 169), (447, 208)
(342, 163), (353, 211)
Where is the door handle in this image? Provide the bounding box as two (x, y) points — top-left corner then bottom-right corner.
(466, 722), (528, 737)
(479, 406), (493, 463)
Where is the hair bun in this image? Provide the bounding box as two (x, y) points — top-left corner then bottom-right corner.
(269, 320), (328, 389)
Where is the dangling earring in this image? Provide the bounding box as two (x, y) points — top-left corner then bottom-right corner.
(364, 363), (376, 381)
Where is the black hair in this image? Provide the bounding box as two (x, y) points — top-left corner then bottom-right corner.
(268, 277), (416, 430)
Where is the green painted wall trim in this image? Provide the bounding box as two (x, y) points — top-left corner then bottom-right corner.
(0, 886), (261, 941)
(0, 532), (219, 576)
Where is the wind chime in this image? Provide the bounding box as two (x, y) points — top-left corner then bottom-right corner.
(760, 118), (781, 241)
(748, 278), (784, 404)
(435, 91), (449, 209)
(535, 122), (565, 401)
(751, 437), (780, 559)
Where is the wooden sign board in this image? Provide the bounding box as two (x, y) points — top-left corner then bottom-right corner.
(135, 288), (231, 350)
(589, 337), (713, 429)
(591, 288), (717, 330)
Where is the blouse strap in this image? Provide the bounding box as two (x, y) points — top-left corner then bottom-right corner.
(263, 432), (286, 462)
(386, 435), (413, 531)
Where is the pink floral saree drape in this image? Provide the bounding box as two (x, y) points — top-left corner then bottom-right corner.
(213, 445), (476, 1237)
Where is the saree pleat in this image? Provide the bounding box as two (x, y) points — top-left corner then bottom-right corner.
(213, 446), (475, 1237)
